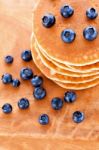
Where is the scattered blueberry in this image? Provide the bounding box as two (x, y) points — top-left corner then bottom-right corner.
(31, 75), (43, 87)
(86, 8), (98, 19)
(61, 29), (76, 43)
(20, 67), (33, 80)
(5, 55), (13, 64)
(83, 26), (98, 41)
(42, 13), (56, 28)
(33, 87), (46, 100)
(60, 5), (74, 18)
(64, 91), (76, 103)
(2, 103), (12, 114)
(12, 79), (20, 87)
(51, 97), (63, 110)
(21, 50), (32, 62)
(73, 111), (85, 123)
(1, 73), (12, 84)
(39, 114), (49, 125)
(18, 98), (29, 109)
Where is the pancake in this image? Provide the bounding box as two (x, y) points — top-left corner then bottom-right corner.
(31, 42), (99, 89)
(35, 38), (99, 74)
(31, 36), (99, 87)
(34, 36), (99, 78)
(33, 0), (99, 66)
(40, 48), (99, 73)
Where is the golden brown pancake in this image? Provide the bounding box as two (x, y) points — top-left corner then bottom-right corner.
(33, 0), (99, 66)
(40, 48), (99, 73)
(39, 45), (99, 73)
(31, 43), (99, 89)
(34, 36), (99, 78)
(31, 36), (99, 89)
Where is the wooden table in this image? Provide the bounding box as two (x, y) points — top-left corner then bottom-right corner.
(0, 0), (99, 149)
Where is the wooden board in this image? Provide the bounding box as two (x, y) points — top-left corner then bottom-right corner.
(0, 0), (99, 149)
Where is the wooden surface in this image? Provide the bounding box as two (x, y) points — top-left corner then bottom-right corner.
(0, 0), (99, 149)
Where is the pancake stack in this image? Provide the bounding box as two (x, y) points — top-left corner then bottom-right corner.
(31, 0), (99, 90)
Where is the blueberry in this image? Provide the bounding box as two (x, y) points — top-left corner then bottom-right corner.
(21, 50), (32, 62)
(86, 8), (98, 19)
(61, 29), (76, 43)
(20, 67), (33, 80)
(31, 75), (43, 87)
(64, 91), (76, 103)
(18, 98), (29, 109)
(33, 87), (46, 100)
(12, 79), (20, 87)
(1, 73), (12, 84)
(51, 97), (63, 110)
(73, 111), (85, 123)
(60, 5), (74, 18)
(5, 55), (13, 64)
(2, 103), (12, 114)
(83, 26), (98, 41)
(42, 13), (55, 28)
(39, 114), (49, 125)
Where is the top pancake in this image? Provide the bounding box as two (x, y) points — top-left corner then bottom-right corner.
(33, 0), (99, 66)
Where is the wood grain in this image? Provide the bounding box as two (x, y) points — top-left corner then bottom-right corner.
(0, 0), (99, 149)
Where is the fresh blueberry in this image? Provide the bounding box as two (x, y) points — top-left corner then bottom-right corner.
(60, 5), (74, 18)
(42, 13), (56, 28)
(83, 26), (98, 41)
(73, 111), (85, 123)
(64, 91), (76, 103)
(86, 8), (98, 19)
(39, 114), (49, 125)
(31, 75), (43, 87)
(33, 87), (46, 100)
(61, 29), (76, 43)
(18, 98), (29, 109)
(12, 79), (20, 87)
(2, 103), (12, 114)
(21, 50), (32, 62)
(20, 67), (33, 80)
(5, 55), (13, 64)
(1, 73), (12, 84)
(51, 97), (63, 110)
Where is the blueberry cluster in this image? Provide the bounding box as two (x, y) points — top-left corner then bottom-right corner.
(1, 89), (84, 124)
(2, 98), (30, 114)
(2, 50), (46, 99)
(50, 91), (84, 124)
(2, 50), (33, 87)
(31, 75), (46, 100)
(1, 50), (47, 124)
(43, 92), (82, 124)
(2, 73), (20, 88)
(42, 5), (98, 43)
(1, 50), (85, 125)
